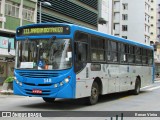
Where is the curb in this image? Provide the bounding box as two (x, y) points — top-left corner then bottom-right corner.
(0, 90), (14, 95)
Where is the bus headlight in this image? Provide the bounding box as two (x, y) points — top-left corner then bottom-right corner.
(19, 82), (23, 86)
(54, 84), (58, 88)
(14, 77), (17, 80)
(15, 79), (22, 86)
(53, 77), (70, 88)
(15, 79), (19, 84)
(64, 78), (69, 83)
(60, 82), (63, 86)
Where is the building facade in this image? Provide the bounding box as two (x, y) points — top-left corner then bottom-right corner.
(37, 0), (98, 30)
(97, 0), (113, 34)
(150, 0), (157, 44)
(0, 0), (37, 84)
(113, 0), (151, 45)
(154, 0), (160, 76)
(37, 0), (112, 34)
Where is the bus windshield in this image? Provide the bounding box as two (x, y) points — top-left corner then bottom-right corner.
(15, 38), (72, 70)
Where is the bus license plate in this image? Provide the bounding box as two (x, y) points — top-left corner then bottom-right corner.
(32, 89), (42, 94)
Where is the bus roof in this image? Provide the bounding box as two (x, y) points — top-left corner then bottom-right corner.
(16, 23), (153, 50)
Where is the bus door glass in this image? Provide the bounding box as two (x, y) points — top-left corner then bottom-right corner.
(74, 32), (88, 73)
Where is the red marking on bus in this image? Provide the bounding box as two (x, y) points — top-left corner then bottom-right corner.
(32, 89), (42, 94)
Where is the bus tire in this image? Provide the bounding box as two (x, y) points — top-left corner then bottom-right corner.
(132, 78), (140, 95)
(42, 98), (55, 103)
(86, 82), (99, 105)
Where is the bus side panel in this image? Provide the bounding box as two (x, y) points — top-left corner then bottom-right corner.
(75, 63), (153, 98)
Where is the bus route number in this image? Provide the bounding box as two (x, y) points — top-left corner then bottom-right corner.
(44, 78), (52, 83)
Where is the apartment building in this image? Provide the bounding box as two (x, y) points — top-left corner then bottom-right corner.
(150, 0), (157, 43)
(113, 0), (151, 45)
(0, 0), (37, 84)
(155, 0), (160, 76)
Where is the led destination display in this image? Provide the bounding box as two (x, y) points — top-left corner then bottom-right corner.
(17, 25), (70, 36)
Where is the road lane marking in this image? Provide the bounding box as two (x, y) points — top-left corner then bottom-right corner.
(146, 86), (160, 91)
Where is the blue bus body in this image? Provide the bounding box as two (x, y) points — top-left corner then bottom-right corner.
(14, 23), (154, 101)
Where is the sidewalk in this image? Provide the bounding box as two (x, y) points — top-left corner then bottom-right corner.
(0, 84), (13, 95)
(155, 77), (160, 81)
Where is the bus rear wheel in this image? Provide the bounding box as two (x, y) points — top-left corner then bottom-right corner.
(132, 78), (140, 95)
(86, 82), (99, 105)
(42, 98), (55, 103)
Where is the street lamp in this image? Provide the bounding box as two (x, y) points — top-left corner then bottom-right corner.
(39, 1), (52, 23)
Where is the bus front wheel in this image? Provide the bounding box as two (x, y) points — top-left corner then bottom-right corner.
(42, 98), (55, 103)
(86, 82), (99, 105)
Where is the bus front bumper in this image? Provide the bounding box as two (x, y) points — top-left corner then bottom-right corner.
(13, 81), (75, 98)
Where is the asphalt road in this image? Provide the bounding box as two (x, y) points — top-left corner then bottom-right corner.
(1, 81), (160, 120)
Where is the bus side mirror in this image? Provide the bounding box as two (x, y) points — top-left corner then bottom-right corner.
(8, 42), (11, 53)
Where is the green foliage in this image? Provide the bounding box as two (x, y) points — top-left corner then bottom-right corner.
(4, 76), (14, 83)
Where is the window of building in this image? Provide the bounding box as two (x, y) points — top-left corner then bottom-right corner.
(114, 1), (120, 10)
(5, 1), (19, 18)
(122, 3), (128, 10)
(122, 36), (127, 39)
(122, 25), (128, 31)
(145, 14), (150, 22)
(114, 34), (119, 36)
(114, 12), (120, 21)
(0, 0), (1, 14)
(122, 14), (128, 20)
(23, 6), (34, 21)
(145, 25), (150, 32)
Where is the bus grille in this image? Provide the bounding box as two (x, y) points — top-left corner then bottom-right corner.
(23, 82), (53, 86)
(17, 71), (59, 78)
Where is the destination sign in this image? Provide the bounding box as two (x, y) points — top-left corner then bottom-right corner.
(17, 25), (70, 36)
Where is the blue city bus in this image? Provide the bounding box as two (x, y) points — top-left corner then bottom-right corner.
(12, 23), (154, 105)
